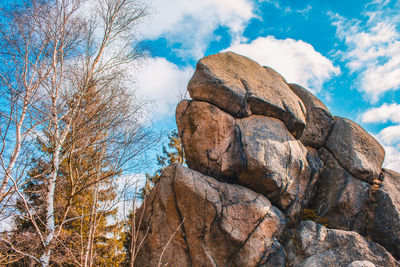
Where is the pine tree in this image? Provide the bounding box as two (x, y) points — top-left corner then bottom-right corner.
(140, 129), (185, 198)
(122, 129), (185, 266)
(10, 84), (126, 266)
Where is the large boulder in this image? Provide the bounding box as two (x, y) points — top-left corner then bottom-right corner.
(311, 147), (370, 231)
(139, 52), (400, 266)
(188, 52), (306, 138)
(177, 100), (321, 219)
(284, 221), (400, 267)
(289, 83), (335, 148)
(135, 165), (286, 267)
(237, 115), (322, 217)
(176, 100), (245, 180)
(312, 150), (400, 260)
(324, 117), (385, 183)
(364, 168), (400, 259)
(134, 166), (192, 267)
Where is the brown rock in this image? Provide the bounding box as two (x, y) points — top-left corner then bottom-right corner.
(188, 52), (306, 138)
(263, 66), (287, 83)
(289, 83), (334, 148)
(135, 165), (286, 267)
(348, 261), (377, 267)
(284, 221), (400, 267)
(176, 100), (245, 180)
(177, 101), (321, 219)
(174, 165), (286, 267)
(134, 165), (191, 267)
(312, 152), (400, 260)
(365, 168), (400, 259)
(259, 240), (286, 267)
(324, 117), (385, 183)
(311, 147), (370, 231)
(237, 116), (322, 217)
(140, 52), (400, 267)
(175, 99), (190, 123)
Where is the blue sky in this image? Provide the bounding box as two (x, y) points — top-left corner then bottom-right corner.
(133, 0), (400, 172)
(2, 0), (397, 172)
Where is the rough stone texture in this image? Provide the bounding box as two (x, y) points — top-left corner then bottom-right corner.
(135, 164), (286, 267)
(311, 147), (370, 231)
(134, 165), (191, 267)
(188, 52), (306, 138)
(312, 151), (400, 260)
(259, 240), (286, 267)
(289, 83), (334, 148)
(324, 117), (385, 183)
(365, 168), (400, 260)
(176, 100), (245, 180)
(263, 66), (287, 83)
(177, 101), (321, 219)
(175, 99), (190, 123)
(237, 116), (322, 218)
(348, 261), (377, 267)
(284, 221), (400, 267)
(139, 52), (400, 266)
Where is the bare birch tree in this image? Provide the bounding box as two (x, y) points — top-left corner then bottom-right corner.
(0, 0), (55, 206)
(0, 0), (152, 265)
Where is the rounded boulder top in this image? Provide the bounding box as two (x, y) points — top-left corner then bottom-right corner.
(188, 52), (307, 139)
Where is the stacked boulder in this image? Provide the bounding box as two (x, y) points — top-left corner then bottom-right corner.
(135, 52), (400, 266)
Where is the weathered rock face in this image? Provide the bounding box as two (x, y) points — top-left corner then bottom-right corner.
(311, 147), (370, 231)
(365, 169), (400, 259)
(188, 52), (307, 138)
(237, 116), (321, 217)
(347, 261), (377, 267)
(134, 165), (191, 267)
(288, 83), (334, 148)
(284, 221), (399, 267)
(324, 117), (385, 183)
(176, 100), (244, 179)
(135, 165), (286, 267)
(136, 52), (400, 267)
(177, 99), (321, 219)
(310, 152), (400, 261)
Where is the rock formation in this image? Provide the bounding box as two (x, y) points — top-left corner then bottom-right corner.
(135, 52), (400, 266)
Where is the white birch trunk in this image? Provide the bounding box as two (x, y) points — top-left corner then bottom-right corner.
(0, 97), (30, 199)
(40, 144), (60, 266)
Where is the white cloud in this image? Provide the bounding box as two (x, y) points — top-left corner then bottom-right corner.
(114, 173), (147, 220)
(333, 1), (400, 172)
(0, 217), (13, 232)
(362, 103), (400, 123)
(368, 0), (390, 4)
(361, 102), (400, 172)
(224, 36), (340, 93)
(382, 144), (400, 172)
(375, 128), (400, 172)
(297, 4), (312, 15)
(330, 2), (400, 102)
(378, 125), (400, 145)
(135, 57), (194, 117)
(78, 0), (254, 59)
(138, 0), (255, 58)
(260, 0), (281, 9)
(259, 1), (312, 17)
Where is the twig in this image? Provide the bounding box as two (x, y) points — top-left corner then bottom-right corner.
(157, 218), (185, 267)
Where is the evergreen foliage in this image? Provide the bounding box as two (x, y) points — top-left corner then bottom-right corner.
(140, 129), (185, 198)
(9, 84), (125, 266)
